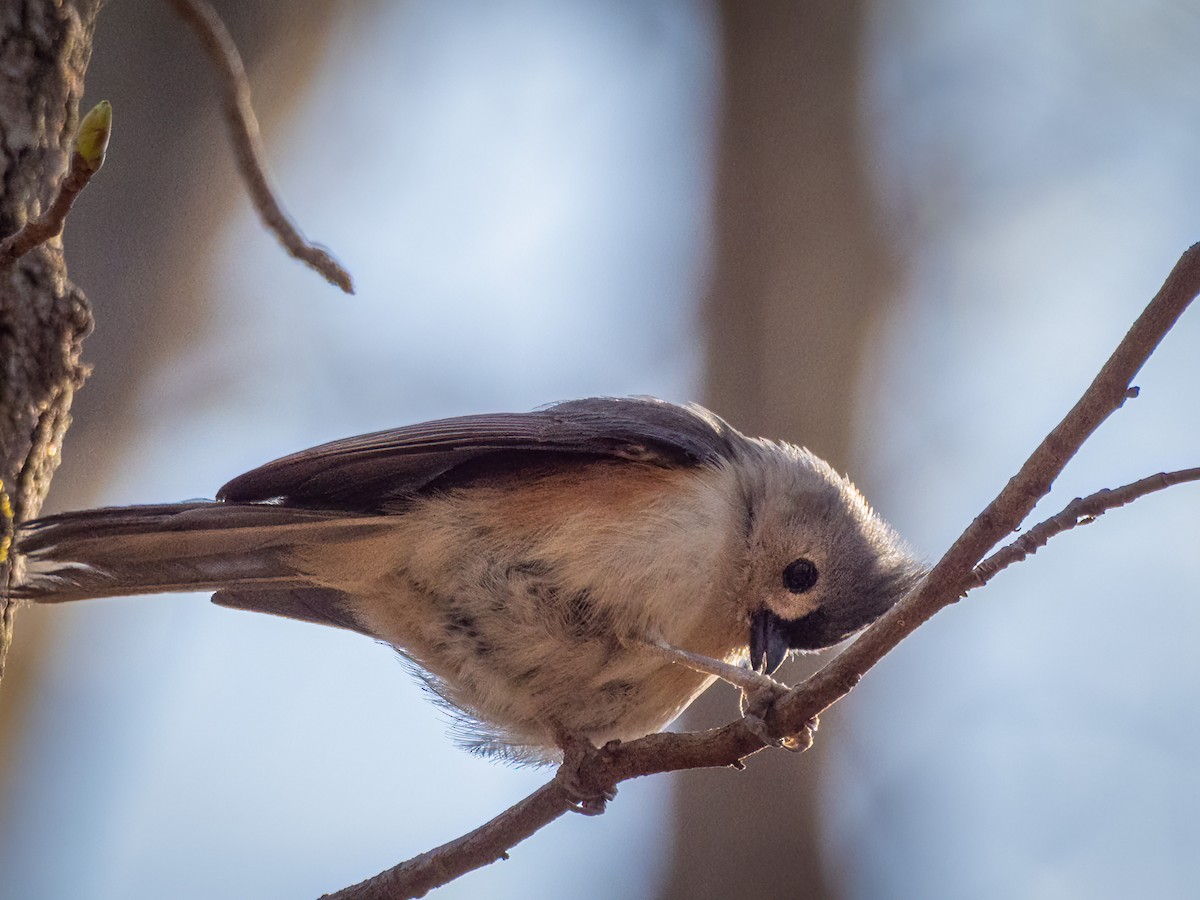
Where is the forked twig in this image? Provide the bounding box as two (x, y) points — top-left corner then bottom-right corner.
(974, 467), (1200, 584)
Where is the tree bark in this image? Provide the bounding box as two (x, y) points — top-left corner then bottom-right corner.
(0, 0), (101, 677)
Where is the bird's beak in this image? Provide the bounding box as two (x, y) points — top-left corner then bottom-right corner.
(749, 608), (790, 675)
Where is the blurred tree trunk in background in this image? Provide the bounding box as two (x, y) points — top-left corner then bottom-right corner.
(663, 3), (891, 897)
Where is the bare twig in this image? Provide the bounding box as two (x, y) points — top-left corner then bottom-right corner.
(165, 0), (355, 294)
(323, 783), (571, 900)
(974, 467), (1200, 584)
(325, 243), (1200, 899)
(0, 100), (111, 267)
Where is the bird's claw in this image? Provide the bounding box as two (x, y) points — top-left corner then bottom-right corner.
(639, 637), (817, 751)
(740, 679), (818, 752)
(742, 715), (817, 752)
(553, 731), (620, 815)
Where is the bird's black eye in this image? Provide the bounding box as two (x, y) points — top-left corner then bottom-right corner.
(783, 558), (819, 594)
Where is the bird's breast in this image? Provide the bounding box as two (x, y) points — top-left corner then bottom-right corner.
(314, 460), (750, 757)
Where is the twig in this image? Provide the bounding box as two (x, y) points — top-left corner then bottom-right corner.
(165, 0), (355, 294)
(322, 783), (571, 900)
(324, 243), (1200, 899)
(974, 467), (1200, 584)
(0, 101), (111, 267)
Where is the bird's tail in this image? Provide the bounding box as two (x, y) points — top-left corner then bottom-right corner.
(11, 501), (385, 604)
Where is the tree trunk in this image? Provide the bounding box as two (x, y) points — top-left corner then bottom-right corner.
(0, 0), (101, 679)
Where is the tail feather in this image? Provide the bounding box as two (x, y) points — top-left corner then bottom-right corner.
(212, 586), (369, 637)
(13, 501), (388, 605)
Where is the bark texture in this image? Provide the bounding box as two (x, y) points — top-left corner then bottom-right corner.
(0, 0), (100, 676)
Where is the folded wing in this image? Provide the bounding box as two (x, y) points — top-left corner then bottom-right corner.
(217, 396), (738, 511)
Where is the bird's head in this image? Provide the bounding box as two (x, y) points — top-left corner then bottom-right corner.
(730, 440), (925, 674)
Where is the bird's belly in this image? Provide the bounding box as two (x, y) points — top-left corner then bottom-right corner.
(356, 564), (724, 761)
(325, 465), (746, 760)
(426, 631), (716, 760)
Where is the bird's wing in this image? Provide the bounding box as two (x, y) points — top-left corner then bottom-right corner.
(217, 397), (739, 510)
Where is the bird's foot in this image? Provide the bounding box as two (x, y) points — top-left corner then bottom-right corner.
(740, 681), (818, 752)
(639, 637), (816, 751)
(552, 728), (620, 816)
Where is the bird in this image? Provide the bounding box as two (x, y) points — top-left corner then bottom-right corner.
(12, 397), (923, 767)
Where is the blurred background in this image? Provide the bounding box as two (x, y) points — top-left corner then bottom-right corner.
(2, 1), (1199, 897)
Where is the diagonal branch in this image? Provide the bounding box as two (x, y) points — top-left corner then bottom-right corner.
(325, 246), (1200, 900)
(323, 783), (571, 900)
(781, 242), (1200, 731)
(165, 0), (354, 294)
(337, 448), (1200, 900)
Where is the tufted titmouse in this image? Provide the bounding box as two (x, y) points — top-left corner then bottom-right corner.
(14, 397), (922, 762)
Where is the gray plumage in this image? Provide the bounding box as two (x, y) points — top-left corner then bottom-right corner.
(14, 397), (923, 762)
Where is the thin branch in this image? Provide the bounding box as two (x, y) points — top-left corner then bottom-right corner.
(323, 783), (571, 900)
(0, 100), (111, 267)
(973, 467), (1200, 584)
(324, 243), (1200, 899)
(165, 0), (355, 294)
